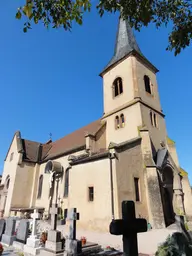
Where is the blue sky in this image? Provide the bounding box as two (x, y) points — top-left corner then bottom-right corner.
(0, 2), (192, 181)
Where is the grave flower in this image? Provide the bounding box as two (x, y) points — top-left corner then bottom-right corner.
(0, 243), (4, 255)
(81, 236), (87, 245)
(14, 229), (18, 236)
(40, 231), (48, 245)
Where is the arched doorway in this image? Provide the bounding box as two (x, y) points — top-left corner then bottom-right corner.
(160, 166), (175, 227)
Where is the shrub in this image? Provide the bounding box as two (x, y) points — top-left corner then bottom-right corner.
(156, 232), (192, 256)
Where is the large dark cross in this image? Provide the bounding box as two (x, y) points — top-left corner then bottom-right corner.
(109, 201), (148, 256)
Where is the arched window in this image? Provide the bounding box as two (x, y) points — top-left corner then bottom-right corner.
(6, 176), (10, 190)
(64, 168), (70, 198)
(37, 175), (43, 199)
(150, 111), (153, 126)
(120, 114), (125, 128)
(144, 75), (151, 94)
(113, 77), (123, 97)
(154, 113), (157, 127)
(115, 116), (120, 129)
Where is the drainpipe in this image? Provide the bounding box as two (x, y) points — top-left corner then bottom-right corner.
(109, 148), (116, 220)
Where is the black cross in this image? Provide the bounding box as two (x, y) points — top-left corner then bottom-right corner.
(109, 201), (148, 256)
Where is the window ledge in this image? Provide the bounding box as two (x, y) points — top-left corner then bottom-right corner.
(145, 92), (154, 97)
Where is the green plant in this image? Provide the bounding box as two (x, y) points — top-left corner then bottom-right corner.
(15, 0), (192, 55)
(17, 252), (24, 256)
(156, 232), (192, 256)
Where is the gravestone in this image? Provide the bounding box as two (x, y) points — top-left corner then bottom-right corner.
(24, 209), (43, 256)
(1, 217), (16, 246)
(0, 219), (6, 240)
(109, 201), (148, 256)
(13, 219), (29, 250)
(40, 204), (64, 256)
(64, 208), (82, 256)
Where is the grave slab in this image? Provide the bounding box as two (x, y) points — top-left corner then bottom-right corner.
(24, 246), (43, 256)
(1, 217), (16, 246)
(0, 219), (6, 240)
(13, 219), (29, 250)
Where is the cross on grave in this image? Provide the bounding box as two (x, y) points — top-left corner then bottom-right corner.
(30, 209), (40, 239)
(50, 204), (59, 230)
(64, 208), (80, 240)
(109, 201), (147, 256)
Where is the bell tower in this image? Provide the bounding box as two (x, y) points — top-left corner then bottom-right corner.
(100, 17), (167, 150)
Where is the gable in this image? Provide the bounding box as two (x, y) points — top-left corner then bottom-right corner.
(8, 119), (105, 164)
(4, 131), (23, 162)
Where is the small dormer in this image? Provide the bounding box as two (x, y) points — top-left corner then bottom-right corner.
(85, 134), (95, 154)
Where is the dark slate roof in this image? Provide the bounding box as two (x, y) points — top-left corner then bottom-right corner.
(100, 17), (158, 75)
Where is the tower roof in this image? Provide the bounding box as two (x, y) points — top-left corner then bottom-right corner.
(100, 17), (158, 76)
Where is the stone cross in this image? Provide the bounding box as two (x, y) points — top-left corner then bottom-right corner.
(30, 209), (40, 239)
(64, 208), (80, 240)
(110, 201), (147, 256)
(50, 204), (58, 230)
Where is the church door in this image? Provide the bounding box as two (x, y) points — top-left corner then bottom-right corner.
(160, 166), (175, 227)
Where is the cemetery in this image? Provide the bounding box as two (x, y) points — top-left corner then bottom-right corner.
(0, 193), (191, 256)
(0, 136), (192, 256)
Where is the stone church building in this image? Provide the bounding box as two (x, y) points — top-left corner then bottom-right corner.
(0, 18), (192, 232)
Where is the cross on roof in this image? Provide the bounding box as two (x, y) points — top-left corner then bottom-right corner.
(110, 201), (147, 256)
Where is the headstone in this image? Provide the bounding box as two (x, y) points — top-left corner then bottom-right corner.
(39, 204), (64, 256)
(13, 219), (29, 250)
(1, 217), (16, 246)
(109, 201), (148, 256)
(0, 219), (6, 240)
(64, 208), (82, 256)
(24, 209), (43, 256)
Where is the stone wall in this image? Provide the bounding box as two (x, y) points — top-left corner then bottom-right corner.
(115, 140), (149, 221)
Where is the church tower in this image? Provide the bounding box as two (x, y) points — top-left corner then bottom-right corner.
(100, 17), (167, 151)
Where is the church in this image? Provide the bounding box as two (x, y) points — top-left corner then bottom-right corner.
(0, 17), (192, 232)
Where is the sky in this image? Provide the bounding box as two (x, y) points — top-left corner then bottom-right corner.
(0, 2), (192, 181)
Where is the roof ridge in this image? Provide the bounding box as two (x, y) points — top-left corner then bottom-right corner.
(51, 119), (101, 145)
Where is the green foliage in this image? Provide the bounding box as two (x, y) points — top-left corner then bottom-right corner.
(16, 0), (192, 55)
(156, 232), (192, 256)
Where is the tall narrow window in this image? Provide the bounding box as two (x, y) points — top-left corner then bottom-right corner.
(88, 187), (94, 202)
(150, 111), (153, 126)
(134, 178), (140, 202)
(10, 152), (14, 162)
(37, 175), (43, 199)
(115, 116), (120, 129)
(144, 75), (151, 94)
(64, 168), (69, 198)
(120, 114), (125, 128)
(113, 77), (123, 97)
(6, 176), (10, 190)
(154, 113), (157, 127)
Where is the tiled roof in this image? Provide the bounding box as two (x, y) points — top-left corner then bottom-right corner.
(22, 119), (104, 163)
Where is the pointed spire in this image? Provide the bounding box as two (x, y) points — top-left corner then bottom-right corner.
(100, 17), (158, 76)
(101, 17), (142, 75)
(114, 17), (142, 58)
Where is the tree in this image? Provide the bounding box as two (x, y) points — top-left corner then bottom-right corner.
(16, 0), (192, 55)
